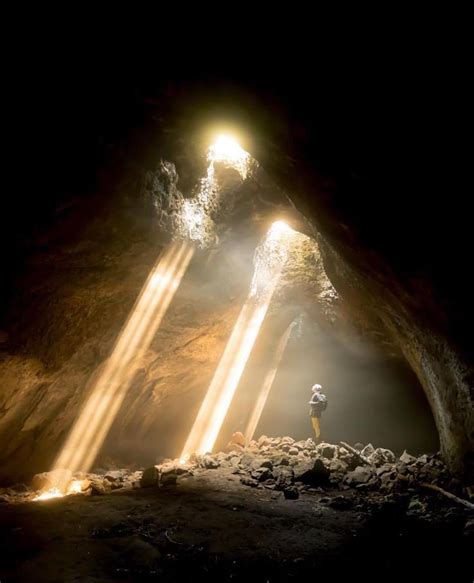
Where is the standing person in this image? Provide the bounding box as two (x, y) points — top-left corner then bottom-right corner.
(309, 384), (327, 443)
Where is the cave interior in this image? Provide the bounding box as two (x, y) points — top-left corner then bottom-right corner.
(1, 67), (473, 582)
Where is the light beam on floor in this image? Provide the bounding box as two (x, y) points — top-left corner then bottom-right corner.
(244, 319), (298, 445)
(181, 221), (296, 459)
(52, 241), (194, 477)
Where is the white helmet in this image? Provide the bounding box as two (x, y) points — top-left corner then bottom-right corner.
(312, 384), (322, 392)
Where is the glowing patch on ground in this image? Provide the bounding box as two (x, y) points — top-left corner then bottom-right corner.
(33, 488), (63, 501)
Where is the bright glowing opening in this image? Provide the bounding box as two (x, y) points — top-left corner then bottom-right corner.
(208, 134), (250, 174)
(268, 220), (292, 238)
(175, 134), (251, 246)
(181, 221), (297, 457)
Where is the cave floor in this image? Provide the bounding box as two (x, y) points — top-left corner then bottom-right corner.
(0, 467), (471, 582)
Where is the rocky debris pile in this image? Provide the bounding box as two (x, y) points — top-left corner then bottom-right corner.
(1, 437), (472, 520)
(0, 468), (143, 504)
(140, 436), (472, 507)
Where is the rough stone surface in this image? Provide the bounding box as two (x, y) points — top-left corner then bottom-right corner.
(140, 466), (159, 488)
(31, 469), (72, 493)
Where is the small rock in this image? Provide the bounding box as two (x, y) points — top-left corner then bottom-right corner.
(288, 447), (299, 456)
(329, 458), (348, 473)
(158, 464), (178, 486)
(250, 458), (273, 471)
(281, 436), (295, 445)
(271, 456), (290, 467)
(361, 444), (375, 458)
(274, 466), (295, 490)
(376, 464), (394, 476)
(304, 438), (316, 450)
(230, 431), (245, 446)
(251, 468), (273, 482)
(90, 479), (109, 495)
(258, 435), (270, 447)
(284, 486), (299, 500)
(345, 466), (374, 486)
(140, 466), (160, 488)
(368, 448), (396, 467)
(104, 470), (123, 482)
(160, 472), (177, 487)
(201, 455), (219, 469)
(240, 453), (256, 469)
(399, 450), (417, 465)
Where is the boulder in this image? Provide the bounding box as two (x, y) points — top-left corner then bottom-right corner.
(316, 443), (338, 460)
(31, 468), (72, 493)
(294, 459), (330, 486)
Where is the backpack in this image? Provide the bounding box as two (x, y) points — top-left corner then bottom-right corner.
(310, 393), (327, 415)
